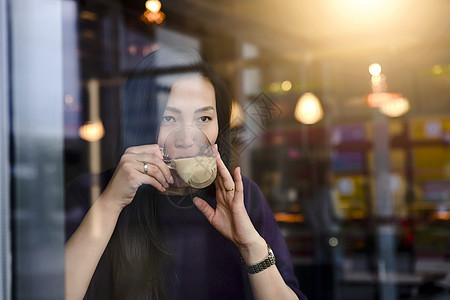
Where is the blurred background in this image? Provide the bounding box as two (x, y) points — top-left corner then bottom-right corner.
(2, 0), (450, 299)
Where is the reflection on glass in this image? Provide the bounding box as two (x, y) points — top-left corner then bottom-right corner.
(162, 126), (217, 192)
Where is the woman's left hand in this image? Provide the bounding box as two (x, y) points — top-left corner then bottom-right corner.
(194, 147), (299, 299)
(193, 145), (264, 252)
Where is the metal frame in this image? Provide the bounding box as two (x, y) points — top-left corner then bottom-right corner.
(0, 0), (11, 298)
(9, 1), (65, 298)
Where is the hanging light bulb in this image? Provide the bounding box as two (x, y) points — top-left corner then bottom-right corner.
(142, 0), (165, 24)
(368, 63), (382, 76)
(379, 96), (410, 117)
(79, 120), (105, 142)
(295, 92), (323, 124)
(145, 0), (161, 13)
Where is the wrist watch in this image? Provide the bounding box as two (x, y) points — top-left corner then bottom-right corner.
(240, 244), (276, 274)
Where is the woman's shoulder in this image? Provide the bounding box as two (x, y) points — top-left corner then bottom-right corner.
(240, 175), (272, 213)
(241, 175), (260, 192)
(241, 175), (266, 200)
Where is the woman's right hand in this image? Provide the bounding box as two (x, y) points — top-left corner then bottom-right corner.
(100, 144), (174, 209)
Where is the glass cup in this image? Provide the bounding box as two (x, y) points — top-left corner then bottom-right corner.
(161, 126), (217, 194)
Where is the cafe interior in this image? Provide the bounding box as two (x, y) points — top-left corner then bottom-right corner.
(4, 0), (450, 299)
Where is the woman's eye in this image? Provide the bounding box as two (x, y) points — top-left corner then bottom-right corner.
(163, 116), (175, 122)
(198, 116), (211, 123)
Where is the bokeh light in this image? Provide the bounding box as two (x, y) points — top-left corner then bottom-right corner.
(295, 92), (324, 125)
(230, 101), (244, 128)
(369, 63), (382, 76)
(433, 65), (443, 75)
(281, 80), (292, 91)
(79, 120), (105, 142)
(379, 96), (410, 117)
(145, 0), (161, 13)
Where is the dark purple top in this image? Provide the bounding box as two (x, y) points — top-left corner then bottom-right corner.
(66, 170), (306, 299)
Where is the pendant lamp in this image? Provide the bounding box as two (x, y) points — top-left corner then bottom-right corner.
(294, 92), (323, 124)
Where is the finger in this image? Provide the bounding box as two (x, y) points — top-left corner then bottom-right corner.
(215, 178), (224, 196)
(125, 144), (163, 159)
(214, 149), (235, 191)
(218, 169), (235, 194)
(140, 153), (173, 184)
(193, 197), (215, 224)
(126, 152), (169, 188)
(136, 172), (166, 193)
(216, 171), (225, 190)
(233, 167), (244, 198)
(139, 161), (170, 188)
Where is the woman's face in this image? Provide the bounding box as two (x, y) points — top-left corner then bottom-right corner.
(157, 76), (219, 148)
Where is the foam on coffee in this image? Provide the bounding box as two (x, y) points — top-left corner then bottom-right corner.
(173, 156), (217, 189)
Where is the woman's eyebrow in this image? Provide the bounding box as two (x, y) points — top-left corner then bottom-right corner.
(164, 106), (182, 114)
(194, 106), (215, 114)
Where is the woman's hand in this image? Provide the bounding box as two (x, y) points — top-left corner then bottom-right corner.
(193, 145), (264, 252)
(101, 144), (174, 210)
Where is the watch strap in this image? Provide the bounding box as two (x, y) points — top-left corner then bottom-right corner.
(240, 244), (276, 274)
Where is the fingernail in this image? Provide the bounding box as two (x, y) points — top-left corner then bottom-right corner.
(164, 182), (169, 188)
(161, 187), (166, 192)
(169, 176), (174, 184)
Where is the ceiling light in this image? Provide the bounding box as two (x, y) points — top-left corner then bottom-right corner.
(295, 92), (323, 125)
(369, 63), (382, 76)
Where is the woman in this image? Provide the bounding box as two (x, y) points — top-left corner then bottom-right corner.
(65, 47), (305, 300)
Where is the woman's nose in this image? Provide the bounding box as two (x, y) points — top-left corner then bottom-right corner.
(174, 126), (195, 149)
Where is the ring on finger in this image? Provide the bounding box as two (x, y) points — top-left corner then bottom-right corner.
(143, 162), (148, 174)
(225, 187), (234, 192)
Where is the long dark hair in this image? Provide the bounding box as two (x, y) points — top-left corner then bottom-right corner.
(105, 47), (232, 299)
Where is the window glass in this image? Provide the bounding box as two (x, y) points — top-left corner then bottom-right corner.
(9, 0), (65, 299)
(7, 0), (450, 299)
(66, 1), (450, 299)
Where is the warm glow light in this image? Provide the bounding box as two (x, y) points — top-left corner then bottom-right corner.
(370, 74), (387, 93)
(371, 74), (381, 86)
(145, 0), (161, 13)
(326, 0), (398, 29)
(379, 96), (410, 117)
(332, 0), (392, 24)
(80, 11), (97, 21)
(433, 210), (450, 221)
(295, 92), (323, 125)
(369, 63), (382, 76)
(281, 80), (292, 91)
(351, 210), (365, 219)
(269, 82), (280, 93)
(230, 101), (244, 128)
(79, 120), (105, 142)
(142, 0), (165, 24)
(141, 10), (165, 24)
(274, 212), (304, 223)
(370, 74), (387, 88)
(433, 65), (443, 75)
(367, 92), (401, 108)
